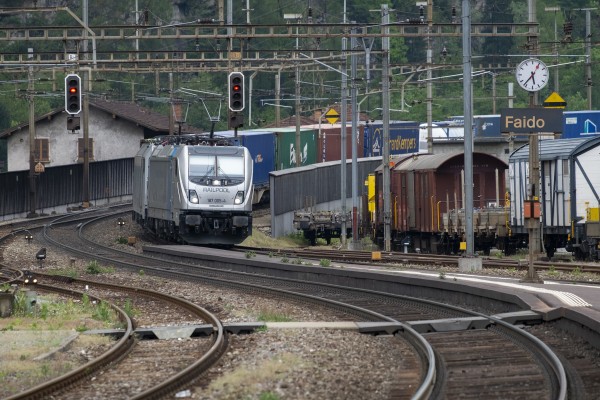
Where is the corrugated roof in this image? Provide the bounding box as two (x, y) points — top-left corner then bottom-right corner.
(395, 152), (461, 171)
(510, 137), (600, 161)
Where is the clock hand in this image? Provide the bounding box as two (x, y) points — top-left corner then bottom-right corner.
(531, 71), (536, 85)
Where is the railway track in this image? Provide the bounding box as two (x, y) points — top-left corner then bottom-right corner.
(70, 213), (572, 399)
(5, 210), (597, 398)
(236, 244), (600, 275)
(2, 275), (227, 400)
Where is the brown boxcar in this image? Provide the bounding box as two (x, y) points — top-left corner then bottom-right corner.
(372, 152), (508, 253)
(305, 124), (365, 163)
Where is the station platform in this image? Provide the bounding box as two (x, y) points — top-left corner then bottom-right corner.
(143, 244), (600, 344)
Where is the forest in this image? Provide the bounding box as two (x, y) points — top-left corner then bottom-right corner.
(0, 0), (598, 132)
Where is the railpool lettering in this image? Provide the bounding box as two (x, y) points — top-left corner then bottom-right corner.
(203, 187), (229, 193)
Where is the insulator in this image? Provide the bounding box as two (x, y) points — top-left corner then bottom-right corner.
(563, 21), (573, 35)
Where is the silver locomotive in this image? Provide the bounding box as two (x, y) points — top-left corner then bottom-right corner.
(133, 136), (253, 245)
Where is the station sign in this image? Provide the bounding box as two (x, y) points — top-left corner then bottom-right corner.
(500, 108), (563, 134)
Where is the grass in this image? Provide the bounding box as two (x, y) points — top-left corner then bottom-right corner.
(257, 307), (293, 322)
(241, 228), (306, 248)
(0, 292), (120, 331)
(205, 353), (301, 399)
(45, 268), (79, 279)
(85, 260), (115, 275)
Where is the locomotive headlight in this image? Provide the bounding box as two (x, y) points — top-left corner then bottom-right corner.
(212, 179), (221, 186)
(234, 191), (244, 205)
(189, 190), (199, 204)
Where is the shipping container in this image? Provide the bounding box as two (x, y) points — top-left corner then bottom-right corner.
(364, 121), (420, 157)
(562, 110), (600, 138)
(418, 121), (465, 150)
(473, 114), (502, 138)
(216, 130), (276, 188)
(268, 127), (317, 170)
(509, 136), (600, 257)
(303, 123), (364, 162)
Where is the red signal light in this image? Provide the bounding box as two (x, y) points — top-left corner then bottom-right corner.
(228, 72), (245, 112)
(69, 87), (78, 94)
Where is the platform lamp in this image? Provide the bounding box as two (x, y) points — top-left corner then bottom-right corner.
(23, 230), (33, 244)
(35, 247), (46, 268)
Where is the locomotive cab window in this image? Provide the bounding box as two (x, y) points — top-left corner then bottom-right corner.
(189, 154), (245, 186)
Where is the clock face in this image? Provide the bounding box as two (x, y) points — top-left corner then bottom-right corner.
(516, 58), (549, 92)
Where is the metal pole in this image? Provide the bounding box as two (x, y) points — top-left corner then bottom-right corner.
(584, 9), (593, 109)
(381, 4), (391, 252)
(340, 0), (348, 246)
(462, 0), (474, 257)
(294, 20), (301, 167)
(81, 69), (90, 208)
(275, 69), (281, 127)
(426, 0), (433, 154)
(27, 64), (36, 217)
(524, 0), (542, 283)
(351, 26), (359, 244)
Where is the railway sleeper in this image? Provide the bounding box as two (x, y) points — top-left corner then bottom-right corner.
(407, 310), (543, 334)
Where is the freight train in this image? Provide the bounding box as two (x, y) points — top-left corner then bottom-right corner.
(367, 136), (600, 260)
(132, 135), (253, 245)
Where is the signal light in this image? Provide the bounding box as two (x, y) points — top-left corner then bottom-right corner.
(228, 72), (245, 112)
(65, 74), (82, 115)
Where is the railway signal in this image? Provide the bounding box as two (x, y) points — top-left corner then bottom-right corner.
(228, 72), (245, 112)
(64, 74), (82, 115)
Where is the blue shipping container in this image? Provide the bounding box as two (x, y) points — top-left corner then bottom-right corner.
(473, 115), (502, 138)
(364, 121), (420, 157)
(562, 110), (600, 138)
(215, 130), (276, 187)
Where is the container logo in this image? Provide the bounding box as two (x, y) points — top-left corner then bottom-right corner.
(290, 143), (308, 165)
(583, 119), (597, 135)
(371, 136), (381, 156)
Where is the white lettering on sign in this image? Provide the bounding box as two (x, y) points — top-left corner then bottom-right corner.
(565, 117), (577, 125)
(504, 116), (546, 129)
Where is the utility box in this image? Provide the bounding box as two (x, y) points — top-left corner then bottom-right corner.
(0, 292), (15, 317)
(587, 207), (600, 222)
(523, 200), (540, 219)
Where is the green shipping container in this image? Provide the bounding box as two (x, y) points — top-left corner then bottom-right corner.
(272, 127), (317, 170)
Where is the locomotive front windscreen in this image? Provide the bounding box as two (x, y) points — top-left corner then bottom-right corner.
(189, 154), (245, 186)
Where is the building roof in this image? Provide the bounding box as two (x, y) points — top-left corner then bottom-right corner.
(510, 137), (600, 161)
(91, 99), (202, 134)
(0, 99), (202, 139)
(264, 115), (320, 128)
